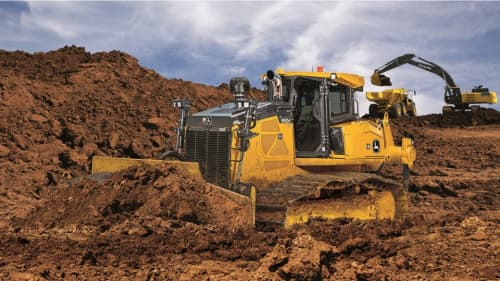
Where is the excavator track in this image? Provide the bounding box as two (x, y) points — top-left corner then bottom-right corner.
(255, 173), (408, 228)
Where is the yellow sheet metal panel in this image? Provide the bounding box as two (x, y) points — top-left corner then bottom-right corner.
(333, 120), (386, 160)
(461, 91), (498, 104)
(269, 140), (289, 156)
(327, 118), (415, 169)
(365, 91), (385, 101)
(276, 69), (332, 79)
(260, 134), (275, 155)
(294, 157), (383, 171)
(366, 88), (406, 104)
(263, 160), (291, 171)
(261, 118), (281, 132)
(275, 69), (364, 89)
(231, 115), (304, 186)
(334, 73), (365, 90)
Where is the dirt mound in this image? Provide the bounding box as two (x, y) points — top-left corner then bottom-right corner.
(15, 163), (253, 237)
(0, 45), (238, 173)
(258, 234), (338, 280)
(0, 45), (263, 222)
(396, 108), (500, 128)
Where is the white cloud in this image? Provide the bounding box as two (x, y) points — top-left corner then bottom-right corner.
(278, 2), (500, 114)
(1, 1), (499, 113)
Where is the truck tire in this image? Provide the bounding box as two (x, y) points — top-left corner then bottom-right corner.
(400, 102), (407, 117)
(390, 103), (402, 118)
(369, 104), (378, 118)
(408, 102), (417, 116)
(442, 105), (453, 114)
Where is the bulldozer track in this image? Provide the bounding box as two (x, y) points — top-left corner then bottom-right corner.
(255, 173), (407, 226)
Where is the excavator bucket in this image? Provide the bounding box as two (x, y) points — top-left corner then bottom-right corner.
(371, 72), (392, 86)
(255, 173), (408, 228)
(91, 156), (256, 226)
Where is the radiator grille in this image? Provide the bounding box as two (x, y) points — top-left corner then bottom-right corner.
(185, 129), (231, 188)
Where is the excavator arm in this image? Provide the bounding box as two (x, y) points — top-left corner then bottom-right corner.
(372, 54), (458, 87)
(371, 53), (462, 106)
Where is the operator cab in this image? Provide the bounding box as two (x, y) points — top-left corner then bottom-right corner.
(293, 78), (321, 152)
(263, 69), (359, 158)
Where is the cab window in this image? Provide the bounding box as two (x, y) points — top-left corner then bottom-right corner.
(281, 78), (291, 102)
(329, 85), (349, 116)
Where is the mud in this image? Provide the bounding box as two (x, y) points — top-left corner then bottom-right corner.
(0, 47), (499, 280)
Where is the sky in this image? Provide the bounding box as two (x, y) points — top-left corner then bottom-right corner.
(1, 1), (499, 114)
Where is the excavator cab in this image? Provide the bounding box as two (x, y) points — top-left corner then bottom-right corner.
(444, 86), (463, 107)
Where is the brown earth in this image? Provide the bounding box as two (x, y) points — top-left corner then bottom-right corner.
(0, 46), (263, 223)
(0, 47), (499, 280)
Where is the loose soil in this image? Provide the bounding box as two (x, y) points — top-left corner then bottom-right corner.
(0, 47), (498, 280)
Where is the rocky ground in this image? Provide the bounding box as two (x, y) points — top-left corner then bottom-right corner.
(0, 47), (498, 280)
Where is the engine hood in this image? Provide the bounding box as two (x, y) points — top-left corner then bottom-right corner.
(186, 101), (275, 128)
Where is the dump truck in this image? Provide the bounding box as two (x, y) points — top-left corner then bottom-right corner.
(92, 67), (416, 227)
(371, 54), (497, 112)
(366, 88), (417, 118)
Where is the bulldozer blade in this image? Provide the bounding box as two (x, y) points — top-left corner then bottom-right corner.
(91, 156), (256, 226)
(371, 72), (392, 86)
(91, 156), (204, 180)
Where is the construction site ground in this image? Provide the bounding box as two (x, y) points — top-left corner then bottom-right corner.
(0, 47), (498, 281)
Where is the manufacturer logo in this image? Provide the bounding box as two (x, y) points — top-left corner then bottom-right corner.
(202, 116), (212, 126)
(372, 140), (380, 153)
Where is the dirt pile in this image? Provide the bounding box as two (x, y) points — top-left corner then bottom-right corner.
(15, 163), (253, 238)
(258, 234), (338, 280)
(0, 46), (231, 166)
(396, 108), (500, 128)
(0, 46), (263, 222)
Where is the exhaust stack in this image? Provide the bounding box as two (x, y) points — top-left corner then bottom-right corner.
(229, 77), (251, 108)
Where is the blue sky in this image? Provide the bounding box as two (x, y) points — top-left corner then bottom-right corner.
(1, 1), (499, 114)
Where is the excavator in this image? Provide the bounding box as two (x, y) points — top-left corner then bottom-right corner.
(371, 54), (497, 112)
(92, 67), (416, 227)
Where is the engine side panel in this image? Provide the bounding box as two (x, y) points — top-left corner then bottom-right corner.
(231, 115), (302, 187)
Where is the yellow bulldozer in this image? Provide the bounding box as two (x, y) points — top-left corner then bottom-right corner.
(366, 88), (417, 118)
(92, 67), (416, 228)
